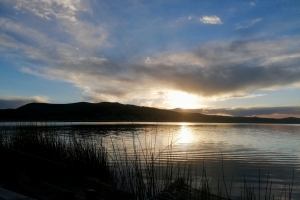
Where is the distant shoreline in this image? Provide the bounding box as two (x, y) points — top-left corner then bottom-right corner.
(1, 102), (300, 124)
(1, 120), (300, 125)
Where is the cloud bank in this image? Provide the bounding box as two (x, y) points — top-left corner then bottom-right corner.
(202, 106), (300, 118)
(139, 37), (300, 98)
(187, 106), (300, 119)
(2, 13), (300, 107)
(1, 0), (300, 110)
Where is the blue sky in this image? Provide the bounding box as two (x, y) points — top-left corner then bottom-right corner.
(1, 0), (300, 118)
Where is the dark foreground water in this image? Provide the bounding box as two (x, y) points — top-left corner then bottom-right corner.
(1, 122), (299, 199)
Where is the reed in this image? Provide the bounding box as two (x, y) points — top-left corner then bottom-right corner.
(107, 129), (195, 199)
(0, 126), (110, 182)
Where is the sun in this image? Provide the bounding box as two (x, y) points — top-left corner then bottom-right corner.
(168, 91), (200, 109)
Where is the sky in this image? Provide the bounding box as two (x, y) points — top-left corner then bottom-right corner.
(1, 0), (300, 118)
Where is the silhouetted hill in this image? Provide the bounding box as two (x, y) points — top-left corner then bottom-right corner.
(0, 102), (299, 123)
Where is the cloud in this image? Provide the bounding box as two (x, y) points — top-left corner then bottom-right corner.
(0, 96), (49, 109)
(7, 34), (300, 108)
(12, 0), (87, 22)
(1, 1), (300, 109)
(79, 94), (108, 103)
(197, 106), (300, 118)
(60, 20), (110, 50)
(136, 36), (300, 98)
(213, 94), (266, 101)
(200, 16), (223, 24)
(0, 15), (110, 94)
(236, 18), (262, 30)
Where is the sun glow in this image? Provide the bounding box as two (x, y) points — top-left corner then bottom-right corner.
(168, 91), (200, 109)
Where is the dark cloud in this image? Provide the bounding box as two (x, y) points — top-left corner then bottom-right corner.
(133, 37), (300, 97)
(15, 36), (300, 108)
(0, 97), (48, 109)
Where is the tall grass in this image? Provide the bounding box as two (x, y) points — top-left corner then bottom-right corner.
(0, 126), (110, 182)
(0, 125), (295, 200)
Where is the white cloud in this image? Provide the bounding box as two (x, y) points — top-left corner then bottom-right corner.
(200, 15), (223, 24)
(236, 18), (262, 30)
(12, 0), (86, 22)
(5, 1), (110, 51)
(61, 20), (110, 49)
(0, 14), (110, 65)
(145, 53), (209, 67)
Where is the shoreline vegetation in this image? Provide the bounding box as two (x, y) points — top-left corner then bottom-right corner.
(0, 125), (295, 200)
(1, 102), (300, 124)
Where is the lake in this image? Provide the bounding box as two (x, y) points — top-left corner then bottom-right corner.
(1, 122), (299, 199)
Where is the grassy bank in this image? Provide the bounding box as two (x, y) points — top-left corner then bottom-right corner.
(0, 125), (295, 199)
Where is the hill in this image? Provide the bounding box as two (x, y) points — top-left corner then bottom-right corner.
(0, 102), (299, 123)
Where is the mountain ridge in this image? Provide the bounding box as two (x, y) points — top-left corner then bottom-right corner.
(0, 102), (299, 123)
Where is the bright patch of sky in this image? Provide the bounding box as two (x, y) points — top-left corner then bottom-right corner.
(0, 0), (300, 117)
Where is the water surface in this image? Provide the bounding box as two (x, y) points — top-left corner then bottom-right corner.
(1, 122), (299, 199)
(99, 123), (300, 199)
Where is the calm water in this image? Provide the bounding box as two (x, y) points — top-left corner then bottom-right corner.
(1, 122), (299, 199)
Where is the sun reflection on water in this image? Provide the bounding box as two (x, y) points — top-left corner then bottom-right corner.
(178, 125), (194, 144)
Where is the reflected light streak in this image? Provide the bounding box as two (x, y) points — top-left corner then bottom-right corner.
(178, 125), (194, 144)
